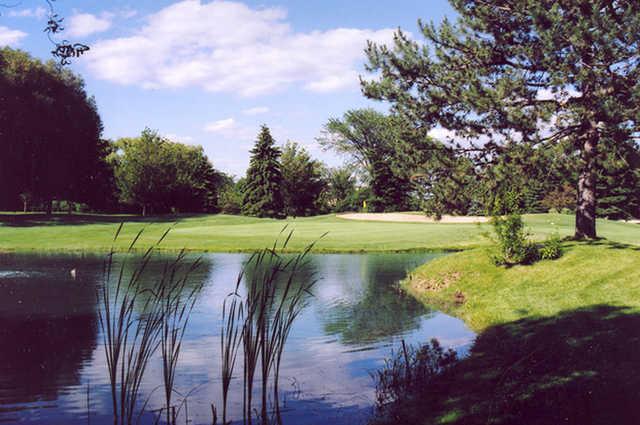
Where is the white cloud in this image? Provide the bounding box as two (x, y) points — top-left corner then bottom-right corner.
(164, 133), (194, 143)
(242, 106), (269, 115)
(428, 127), (457, 141)
(66, 13), (113, 38)
(536, 87), (581, 104)
(118, 7), (138, 19)
(85, 0), (396, 96)
(204, 118), (236, 133)
(203, 117), (258, 144)
(8, 7), (47, 19)
(428, 126), (494, 148)
(0, 26), (27, 46)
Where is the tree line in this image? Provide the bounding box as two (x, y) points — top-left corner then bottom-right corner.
(0, 47), (414, 217)
(3, 0), (640, 237)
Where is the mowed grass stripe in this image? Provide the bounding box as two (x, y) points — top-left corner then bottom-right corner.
(0, 213), (638, 253)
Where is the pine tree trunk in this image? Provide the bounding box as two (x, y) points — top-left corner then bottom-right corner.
(575, 128), (598, 239)
(142, 204), (147, 216)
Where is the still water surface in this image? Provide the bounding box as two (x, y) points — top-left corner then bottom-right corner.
(0, 252), (474, 424)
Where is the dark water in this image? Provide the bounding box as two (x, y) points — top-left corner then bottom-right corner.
(0, 252), (474, 425)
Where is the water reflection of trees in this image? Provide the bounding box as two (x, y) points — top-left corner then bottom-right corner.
(0, 252), (214, 418)
(0, 254), (102, 407)
(107, 252), (214, 313)
(240, 253), (317, 318)
(240, 253), (435, 345)
(320, 254), (435, 345)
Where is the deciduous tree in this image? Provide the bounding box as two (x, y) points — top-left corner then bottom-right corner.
(0, 47), (105, 213)
(319, 109), (411, 211)
(113, 129), (220, 215)
(281, 141), (326, 217)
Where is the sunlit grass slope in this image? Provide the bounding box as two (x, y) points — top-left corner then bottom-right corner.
(404, 241), (640, 331)
(398, 242), (640, 425)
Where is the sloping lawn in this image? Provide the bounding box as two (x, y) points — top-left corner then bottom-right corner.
(398, 242), (640, 425)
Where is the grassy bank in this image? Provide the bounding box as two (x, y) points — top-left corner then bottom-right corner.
(0, 212), (639, 253)
(398, 242), (640, 424)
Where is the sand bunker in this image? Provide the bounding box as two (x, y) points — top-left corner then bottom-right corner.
(337, 212), (489, 224)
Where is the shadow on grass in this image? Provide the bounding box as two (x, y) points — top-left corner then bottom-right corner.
(0, 213), (208, 227)
(386, 304), (640, 425)
(559, 238), (640, 252)
(581, 239), (640, 251)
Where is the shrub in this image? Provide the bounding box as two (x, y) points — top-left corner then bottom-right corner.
(560, 207), (572, 215)
(540, 233), (563, 260)
(371, 339), (457, 423)
(490, 214), (538, 266)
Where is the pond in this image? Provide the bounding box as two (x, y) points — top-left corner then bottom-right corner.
(0, 252), (475, 425)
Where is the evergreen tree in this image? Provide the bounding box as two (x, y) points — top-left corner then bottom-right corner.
(597, 141), (640, 219)
(363, 0), (640, 239)
(242, 126), (285, 218)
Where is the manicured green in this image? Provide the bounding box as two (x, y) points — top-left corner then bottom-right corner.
(0, 212), (638, 253)
(398, 242), (640, 425)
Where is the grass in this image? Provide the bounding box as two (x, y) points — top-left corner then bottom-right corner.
(395, 241), (640, 425)
(404, 241), (640, 331)
(0, 212), (638, 253)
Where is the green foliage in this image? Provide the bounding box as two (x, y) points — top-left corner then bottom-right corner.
(539, 233), (563, 260)
(320, 109), (411, 211)
(218, 177), (244, 215)
(369, 156), (411, 212)
(319, 166), (358, 213)
(281, 141), (327, 216)
(371, 339), (457, 424)
(490, 214), (538, 266)
(541, 183), (577, 213)
(112, 129), (220, 215)
(0, 47), (107, 211)
(597, 140), (640, 219)
(489, 190), (523, 217)
(479, 143), (578, 217)
(362, 0), (640, 238)
(242, 126), (285, 218)
(392, 129), (478, 217)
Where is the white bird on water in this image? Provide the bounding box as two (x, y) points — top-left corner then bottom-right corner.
(70, 268), (77, 279)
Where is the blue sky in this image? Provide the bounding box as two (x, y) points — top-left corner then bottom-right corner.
(1, 0), (455, 176)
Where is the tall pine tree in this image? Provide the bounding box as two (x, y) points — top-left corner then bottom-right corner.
(242, 126), (285, 218)
(363, 0), (640, 239)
